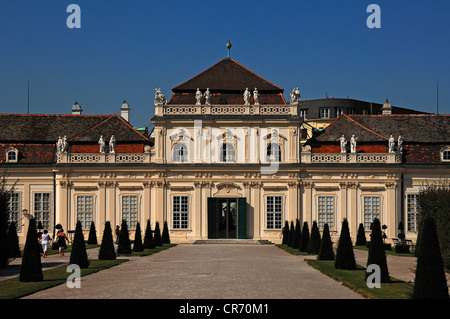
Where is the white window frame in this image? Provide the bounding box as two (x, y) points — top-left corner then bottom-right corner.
(172, 196), (189, 229)
(34, 192), (51, 230)
(76, 195), (94, 230)
(6, 148), (18, 163)
(336, 108), (344, 117)
(300, 109), (308, 120)
(266, 143), (281, 162)
(121, 195), (139, 229)
(440, 147), (450, 162)
(173, 143), (188, 162)
(266, 196), (283, 230)
(319, 108), (330, 119)
(406, 194), (419, 232)
(363, 196), (381, 230)
(317, 196), (335, 230)
(221, 142), (235, 162)
(9, 192), (21, 231)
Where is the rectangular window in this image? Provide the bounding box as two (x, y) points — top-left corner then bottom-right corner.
(122, 195), (138, 229)
(318, 196), (334, 229)
(173, 196), (189, 229)
(363, 196), (381, 230)
(336, 108), (344, 117)
(407, 194), (419, 232)
(300, 109), (308, 120)
(319, 108), (330, 119)
(266, 196), (282, 229)
(76, 195), (93, 230)
(9, 193), (21, 231)
(34, 193), (51, 229)
(443, 150), (450, 161)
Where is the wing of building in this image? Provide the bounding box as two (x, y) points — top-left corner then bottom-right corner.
(1, 57), (449, 245)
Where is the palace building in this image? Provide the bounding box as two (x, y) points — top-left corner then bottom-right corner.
(1, 53), (449, 245)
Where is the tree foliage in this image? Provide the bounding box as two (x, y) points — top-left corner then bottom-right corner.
(355, 223), (367, 246)
(308, 221), (321, 254)
(98, 221), (116, 260)
(87, 221), (98, 245)
(143, 219), (155, 249)
(133, 222), (144, 252)
(334, 219), (357, 270)
(318, 223), (334, 260)
(366, 218), (389, 282)
(19, 219), (43, 281)
(117, 219), (132, 254)
(70, 220), (89, 268)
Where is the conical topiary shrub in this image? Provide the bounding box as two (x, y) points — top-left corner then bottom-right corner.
(318, 223), (334, 260)
(412, 217), (449, 299)
(153, 221), (162, 247)
(162, 221), (171, 244)
(293, 219), (301, 249)
(282, 221), (289, 245)
(288, 221), (295, 247)
(98, 221), (116, 260)
(133, 222), (144, 252)
(143, 219), (155, 249)
(355, 223), (367, 246)
(19, 219), (43, 281)
(334, 219), (357, 270)
(117, 219), (132, 254)
(7, 222), (21, 258)
(366, 218), (389, 282)
(87, 221), (98, 245)
(308, 221), (321, 254)
(70, 220), (89, 268)
(299, 222), (310, 252)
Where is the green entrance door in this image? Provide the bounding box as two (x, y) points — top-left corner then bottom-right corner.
(208, 197), (247, 239)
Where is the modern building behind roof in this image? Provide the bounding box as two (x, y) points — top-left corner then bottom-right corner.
(1, 49), (448, 246)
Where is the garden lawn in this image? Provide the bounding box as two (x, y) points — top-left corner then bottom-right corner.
(0, 259), (127, 299)
(116, 244), (177, 257)
(305, 259), (414, 299)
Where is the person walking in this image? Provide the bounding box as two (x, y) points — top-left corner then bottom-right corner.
(56, 228), (70, 256)
(40, 230), (51, 258)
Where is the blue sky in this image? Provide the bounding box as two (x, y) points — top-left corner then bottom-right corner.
(1, 0), (449, 128)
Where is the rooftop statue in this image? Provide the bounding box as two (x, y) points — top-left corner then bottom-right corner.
(195, 88), (202, 105)
(99, 135), (105, 153)
(109, 135), (116, 153)
(253, 88), (260, 105)
(243, 88), (251, 106)
(154, 88), (166, 105)
(388, 135), (395, 153)
(290, 87), (300, 104)
(204, 88), (212, 105)
(338, 135), (347, 153)
(350, 135), (358, 153)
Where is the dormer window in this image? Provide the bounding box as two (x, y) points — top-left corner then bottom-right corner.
(6, 147), (18, 163)
(319, 108), (330, 119)
(440, 146), (450, 162)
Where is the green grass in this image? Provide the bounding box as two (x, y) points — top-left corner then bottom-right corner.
(116, 244), (177, 257)
(354, 245), (415, 257)
(275, 244), (310, 255)
(305, 259), (414, 299)
(0, 259), (127, 299)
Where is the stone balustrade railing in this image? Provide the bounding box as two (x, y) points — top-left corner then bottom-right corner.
(157, 103), (299, 116)
(301, 151), (401, 164)
(57, 153), (151, 164)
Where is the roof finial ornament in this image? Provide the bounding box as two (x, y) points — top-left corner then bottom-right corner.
(226, 40), (232, 59)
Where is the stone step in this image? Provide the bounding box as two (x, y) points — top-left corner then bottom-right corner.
(193, 239), (274, 245)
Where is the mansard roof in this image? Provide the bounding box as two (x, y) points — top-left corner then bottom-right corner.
(168, 58), (286, 105)
(313, 114), (450, 143)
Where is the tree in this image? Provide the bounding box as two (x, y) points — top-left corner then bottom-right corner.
(117, 219), (132, 254)
(19, 219), (43, 282)
(98, 221), (116, 260)
(133, 222), (144, 252)
(299, 222), (310, 252)
(162, 221), (171, 244)
(7, 222), (21, 258)
(0, 173), (14, 268)
(366, 218), (389, 282)
(334, 219), (357, 270)
(293, 219), (301, 249)
(318, 223), (334, 260)
(308, 221), (321, 254)
(87, 221), (98, 245)
(412, 217), (449, 299)
(355, 223), (367, 246)
(416, 181), (450, 269)
(282, 221), (289, 245)
(153, 221), (162, 247)
(69, 220), (89, 268)
(143, 219), (155, 249)
(288, 221), (295, 247)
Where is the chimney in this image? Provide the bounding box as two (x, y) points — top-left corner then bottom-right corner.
(121, 100), (130, 122)
(382, 99), (392, 115)
(72, 101), (83, 115)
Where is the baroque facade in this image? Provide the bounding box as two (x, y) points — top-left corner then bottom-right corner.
(1, 57), (449, 245)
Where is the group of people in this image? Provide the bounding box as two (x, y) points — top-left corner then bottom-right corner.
(39, 227), (71, 257)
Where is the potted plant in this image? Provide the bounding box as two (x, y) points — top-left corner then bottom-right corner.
(395, 233), (409, 254)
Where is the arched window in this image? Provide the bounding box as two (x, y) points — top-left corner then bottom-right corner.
(6, 148), (18, 163)
(173, 143), (188, 162)
(221, 143), (235, 162)
(266, 143), (281, 162)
